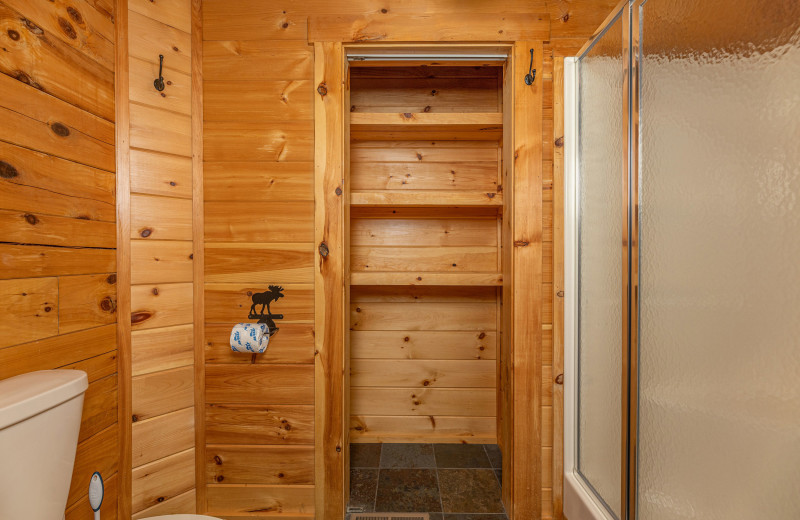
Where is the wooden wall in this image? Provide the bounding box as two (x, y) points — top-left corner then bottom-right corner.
(0, 0), (120, 518)
(201, 1), (613, 518)
(123, 0), (198, 517)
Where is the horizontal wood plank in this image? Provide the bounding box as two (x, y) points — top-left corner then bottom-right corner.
(130, 194), (193, 240)
(204, 80), (312, 122)
(351, 387), (496, 416)
(204, 202), (314, 242)
(129, 0), (191, 32)
(0, 208), (116, 248)
(0, 324), (116, 379)
(351, 218), (497, 246)
(130, 282), (193, 330)
(0, 141), (115, 221)
(205, 484), (314, 516)
(203, 120), (314, 162)
(350, 245), (498, 272)
(350, 330), (496, 360)
(205, 243), (314, 284)
(351, 359), (496, 388)
(132, 365), (194, 421)
(203, 40), (312, 81)
(0, 277), (57, 347)
(130, 148), (193, 198)
(205, 404), (314, 445)
(131, 324), (194, 376)
(68, 423), (118, 507)
(350, 191), (502, 207)
(131, 239), (194, 284)
(58, 273), (117, 334)
(206, 445), (314, 485)
(308, 13), (549, 42)
(79, 373), (117, 442)
(131, 407), (195, 467)
(351, 301), (496, 331)
(350, 415), (496, 444)
(205, 364), (314, 405)
(132, 448), (195, 513)
(203, 162), (313, 202)
(349, 272), (502, 286)
(131, 489), (195, 520)
(130, 102), (192, 157)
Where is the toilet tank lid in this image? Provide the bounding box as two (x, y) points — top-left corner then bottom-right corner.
(0, 370), (88, 430)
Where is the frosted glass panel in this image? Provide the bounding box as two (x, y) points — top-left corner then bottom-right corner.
(637, 0), (800, 518)
(576, 12), (625, 518)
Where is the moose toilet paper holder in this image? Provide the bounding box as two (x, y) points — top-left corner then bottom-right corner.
(248, 285), (285, 337)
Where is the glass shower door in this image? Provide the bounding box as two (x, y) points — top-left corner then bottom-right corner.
(634, 0), (800, 517)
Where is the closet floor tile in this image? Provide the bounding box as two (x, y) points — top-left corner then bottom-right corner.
(351, 443), (382, 468)
(349, 468), (378, 512)
(434, 444), (492, 468)
(375, 468), (442, 512)
(438, 469), (504, 514)
(380, 443), (436, 469)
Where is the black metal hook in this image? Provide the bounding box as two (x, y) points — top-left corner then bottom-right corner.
(153, 54), (165, 92)
(524, 48), (537, 85)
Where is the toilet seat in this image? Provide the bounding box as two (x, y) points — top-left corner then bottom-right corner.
(144, 516), (222, 520)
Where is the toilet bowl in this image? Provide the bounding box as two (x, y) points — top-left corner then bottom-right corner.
(0, 370), (223, 520)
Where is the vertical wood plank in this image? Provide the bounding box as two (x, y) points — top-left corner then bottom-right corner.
(552, 56), (566, 520)
(313, 41), (347, 520)
(191, 0), (206, 511)
(115, 0), (132, 517)
(510, 40), (545, 520)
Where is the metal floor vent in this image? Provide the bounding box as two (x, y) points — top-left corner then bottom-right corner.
(350, 514), (430, 520)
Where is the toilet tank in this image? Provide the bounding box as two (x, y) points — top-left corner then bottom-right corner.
(0, 370), (89, 520)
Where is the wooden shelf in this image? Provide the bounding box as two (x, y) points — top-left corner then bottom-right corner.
(350, 112), (503, 140)
(350, 272), (502, 286)
(350, 190), (502, 207)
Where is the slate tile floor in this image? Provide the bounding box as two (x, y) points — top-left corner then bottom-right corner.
(348, 443), (507, 520)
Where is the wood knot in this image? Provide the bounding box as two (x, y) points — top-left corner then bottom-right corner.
(335, 445), (342, 453)
(157, 497), (165, 503)
(402, 112), (413, 119)
(404, 336), (410, 342)
(130, 311), (152, 324)
(555, 373), (564, 385)
(514, 240), (529, 247)
(416, 276), (422, 281)
(216, 475), (224, 482)
(277, 472), (285, 478)
(557, 290), (564, 298)
(51, 122), (70, 137)
(169, 181), (176, 186)
(214, 455), (223, 465)
(66, 6), (84, 24)
(24, 213), (39, 225)
(131, 415), (138, 422)
(246, 291), (253, 296)
(57, 17), (77, 39)
(335, 186), (342, 196)
(281, 22), (289, 29)
(486, 193), (495, 198)
(355, 307), (361, 313)
(22, 19), (44, 35)
(317, 83), (328, 98)
(423, 380), (430, 386)
(416, 153), (423, 160)
(172, 46), (179, 52)
(6, 29), (19, 41)
(478, 332), (486, 339)
(106, 274), (117, 284)
(139, 228), (152, 238)
(44, 306), (52, 312)
(151, 287), (159, 295)
(381, 8), (388, 13)
(351, 105), (356, 112)
(0, 161), (19, 178)
(99, 296), (116, 313)
(318, 242), (329, 257)
(423, 105), (431, 112)
(555, 136), (564, 148)
(560, 12), (570, 22)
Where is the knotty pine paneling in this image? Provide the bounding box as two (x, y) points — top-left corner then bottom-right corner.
(0, 1), (118, 517)
(125, 0), (197, 514)
(199, 1), (616, 517)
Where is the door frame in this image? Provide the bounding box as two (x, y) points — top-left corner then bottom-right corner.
(313, 41), (547, 519)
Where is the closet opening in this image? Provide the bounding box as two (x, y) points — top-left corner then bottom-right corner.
(344, 55), (509, 517)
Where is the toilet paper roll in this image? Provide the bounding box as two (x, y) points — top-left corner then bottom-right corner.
(230, 322), (269, 353)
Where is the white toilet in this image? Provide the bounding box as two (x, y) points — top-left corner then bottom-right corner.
(0, 370), (220, 520)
